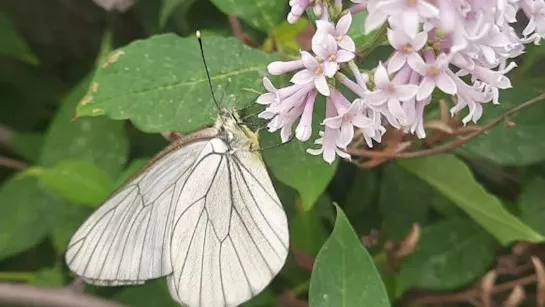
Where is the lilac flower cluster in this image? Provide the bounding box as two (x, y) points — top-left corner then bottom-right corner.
(258, 0), (545, 164)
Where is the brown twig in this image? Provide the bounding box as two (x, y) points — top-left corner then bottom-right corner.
(227, 16), (258, 47)
(347, 92), (545, 160)
(0, 283), (124, 307)
(0, 156), (28, 170)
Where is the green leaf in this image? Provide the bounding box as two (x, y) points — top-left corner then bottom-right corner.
(0, 12), (39, 65)
(399, 155), (544, 245)
(27, 160), (115, 208)
(261, 136), (337, 211)
(380, 164), (459, 240)
(520, 177), (545, 236)
(114, 280), (178, 307)
(8, 132), (45, 163)
(0, 176), (60, 260)
(460, 85), (545, 165)
(114, 158), (150, 188)
(50, 205), (90, 253)
(76, 34), (274, 133)
(41, 76), (129, 178)
(209, 0), (286, 33)
(400, 218), (497, 290)
(290, 201), (329, 255)
(309, 205), (390, 307)
(29, 267), (65, 287)
(264, 19), (309, 56)
(159, 0), (197, 28)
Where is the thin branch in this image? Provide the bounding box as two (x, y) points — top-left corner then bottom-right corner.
(0, 156), (28, 170)
(0, 283), (124, 307)
(0, 123), (14, 146)
(411, 274), (537, 305)
(347, 92), (545, 159)
(227, 16), (258, 47)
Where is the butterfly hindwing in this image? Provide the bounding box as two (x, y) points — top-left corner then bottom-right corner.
(167, 138), (289, 307)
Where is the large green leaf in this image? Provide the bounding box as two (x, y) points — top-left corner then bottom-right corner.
(520, 177), (545, 236)
(309, 205), (390, 307)
(0, 12), (39, 65)
(399, 155), (544, 245)
(0, 176), (60, 261)
(209, 0), (286, 33)
(399, 218), (497, 290)
(27, 160), (115, 208)
(460, 85), (545, 165)
(41, 77), (129, 177)
(76, 34), (274, 133)
(380, 164), (459, 240)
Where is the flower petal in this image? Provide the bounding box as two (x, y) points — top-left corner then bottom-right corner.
(374, 62), (391, 89)
(387, 52), (406, 73)
(336, 12), (352, 34)
(407, 53), (428, 75)
(323, 61), (339, 78)
(396, 84), (418, 101)
(336, 50), (355, 63)
(417, 77), (435, 100)
(291, 69), (315, 84)
(436, 73), (457, 95)
(301, 51), (318, 69)
(338, 36), (356, 52)
(315, 75), (330, 96)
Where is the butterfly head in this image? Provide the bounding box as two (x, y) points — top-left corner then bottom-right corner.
(216, 109), (260, 152)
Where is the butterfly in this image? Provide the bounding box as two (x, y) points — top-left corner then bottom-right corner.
(65, 109), (289, 307)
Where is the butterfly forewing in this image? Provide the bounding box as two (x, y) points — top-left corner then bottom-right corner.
(65, 129), (218, 285)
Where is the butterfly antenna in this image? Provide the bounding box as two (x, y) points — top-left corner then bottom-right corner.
(196, 31), (221, 111)
(255, 135), (294, 152)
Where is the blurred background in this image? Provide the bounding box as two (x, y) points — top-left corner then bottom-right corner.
(2, 1), (545, 307)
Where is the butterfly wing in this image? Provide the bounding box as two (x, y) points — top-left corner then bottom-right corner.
(167, 139), (289, 307)
(65, 128), (219, 286)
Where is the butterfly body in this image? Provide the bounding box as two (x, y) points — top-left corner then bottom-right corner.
(65, 110), (289, 307)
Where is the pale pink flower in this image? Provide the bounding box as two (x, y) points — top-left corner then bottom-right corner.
(290, 51), (331, 96)
(313, 35), (355, 78)
(307, 98), (351, 164)
(366, 0), (439, 37)
(365, 63), (418, 124)
(313, 12), (356, 52)
(408, 52), (457, 100)
(323, 90), (375, 147)
(387, 28), (428, 73)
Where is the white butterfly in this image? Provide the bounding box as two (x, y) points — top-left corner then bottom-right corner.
(65, 110), (289, 307)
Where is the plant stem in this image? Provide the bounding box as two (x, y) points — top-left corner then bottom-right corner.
(0, 272), (34, 282)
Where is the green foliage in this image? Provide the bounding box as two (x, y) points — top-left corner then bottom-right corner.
(460, 85), (545, 165)
(26, 160), (115, 208)
(399, 155), (544, 245)
(209, 0), (286, 32)
(309, 205), (390, 307)
(0, 176), (60, 261)
(2, 2), (545, 307)
(0, 12), (38, 65)
(76, 34), (274, 133)
(399, 218), (497, 290)
(520, 177), (545, 235)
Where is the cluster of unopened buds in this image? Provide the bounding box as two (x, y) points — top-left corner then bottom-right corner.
(257, 0), (545, 164)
